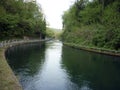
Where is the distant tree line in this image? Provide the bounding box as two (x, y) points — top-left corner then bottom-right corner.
(0, 0), (46, 40)
(62, 0), (120, 50)
(46, 28), (62, 39)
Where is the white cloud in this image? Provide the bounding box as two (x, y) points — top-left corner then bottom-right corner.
(36, 0), (75, 29)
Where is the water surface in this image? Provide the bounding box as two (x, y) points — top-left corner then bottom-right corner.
(6, 40), (120, 90)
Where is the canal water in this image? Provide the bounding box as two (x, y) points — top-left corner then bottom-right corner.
(6, 40), (120, 90)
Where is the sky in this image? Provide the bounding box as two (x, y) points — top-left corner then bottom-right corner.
(36, 0), (75, 29)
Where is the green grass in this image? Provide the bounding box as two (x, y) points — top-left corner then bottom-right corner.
(0, 48), (22, 90)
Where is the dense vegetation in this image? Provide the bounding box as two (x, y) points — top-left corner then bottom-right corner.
(62, 0), (120, 50)
(46, 27), (62, 39)
(0, 0), (46, 40)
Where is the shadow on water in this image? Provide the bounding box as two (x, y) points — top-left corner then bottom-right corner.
(6, 41), (120, 90)
(6, 42), (46, 88)
(62, 46), (120, 90)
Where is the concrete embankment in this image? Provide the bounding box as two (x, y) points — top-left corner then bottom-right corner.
(64, 43), (120, 57)
(0, 39), (48, 90)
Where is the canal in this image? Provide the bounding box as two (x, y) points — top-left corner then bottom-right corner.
(6, 40), (120, 90)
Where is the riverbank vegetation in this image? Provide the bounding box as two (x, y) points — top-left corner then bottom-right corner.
(64, 42), (120, 56)
(0, 0), (46, 40)
(46, 27), (62, 39)
(62, 0), (120, 51)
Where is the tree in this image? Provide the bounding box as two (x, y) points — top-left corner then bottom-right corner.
(62, 0), (120, 50)
(0, 0), (46, 39)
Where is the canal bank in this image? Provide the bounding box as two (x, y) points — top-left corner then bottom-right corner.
(0, 47), (22, 90)
(0, 39), (48, 90)
(64, 42), (120, 57)
(6, 40), (120, 90)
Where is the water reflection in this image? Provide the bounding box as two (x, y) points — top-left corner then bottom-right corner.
(33, 41), (80, 90)
(6, 42), (46, 89)
(6, 41), (120, 90)
(62, 46), (120, 90)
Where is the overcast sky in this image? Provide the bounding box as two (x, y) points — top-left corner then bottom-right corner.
(36, 0), (75, 29)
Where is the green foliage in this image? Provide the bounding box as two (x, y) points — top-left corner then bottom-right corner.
(80, 2), (102, 24)
(0, 0), (46, 39)
(46, 28), (62, 39)
(62, 0), (120, 50)
(46, 28), (55, 38)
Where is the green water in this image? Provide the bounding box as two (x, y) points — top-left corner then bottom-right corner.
(6, 40), (120, 90)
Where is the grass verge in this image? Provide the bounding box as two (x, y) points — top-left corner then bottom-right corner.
(0, 48), (22, 90)
(64, 42), (120, 57)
